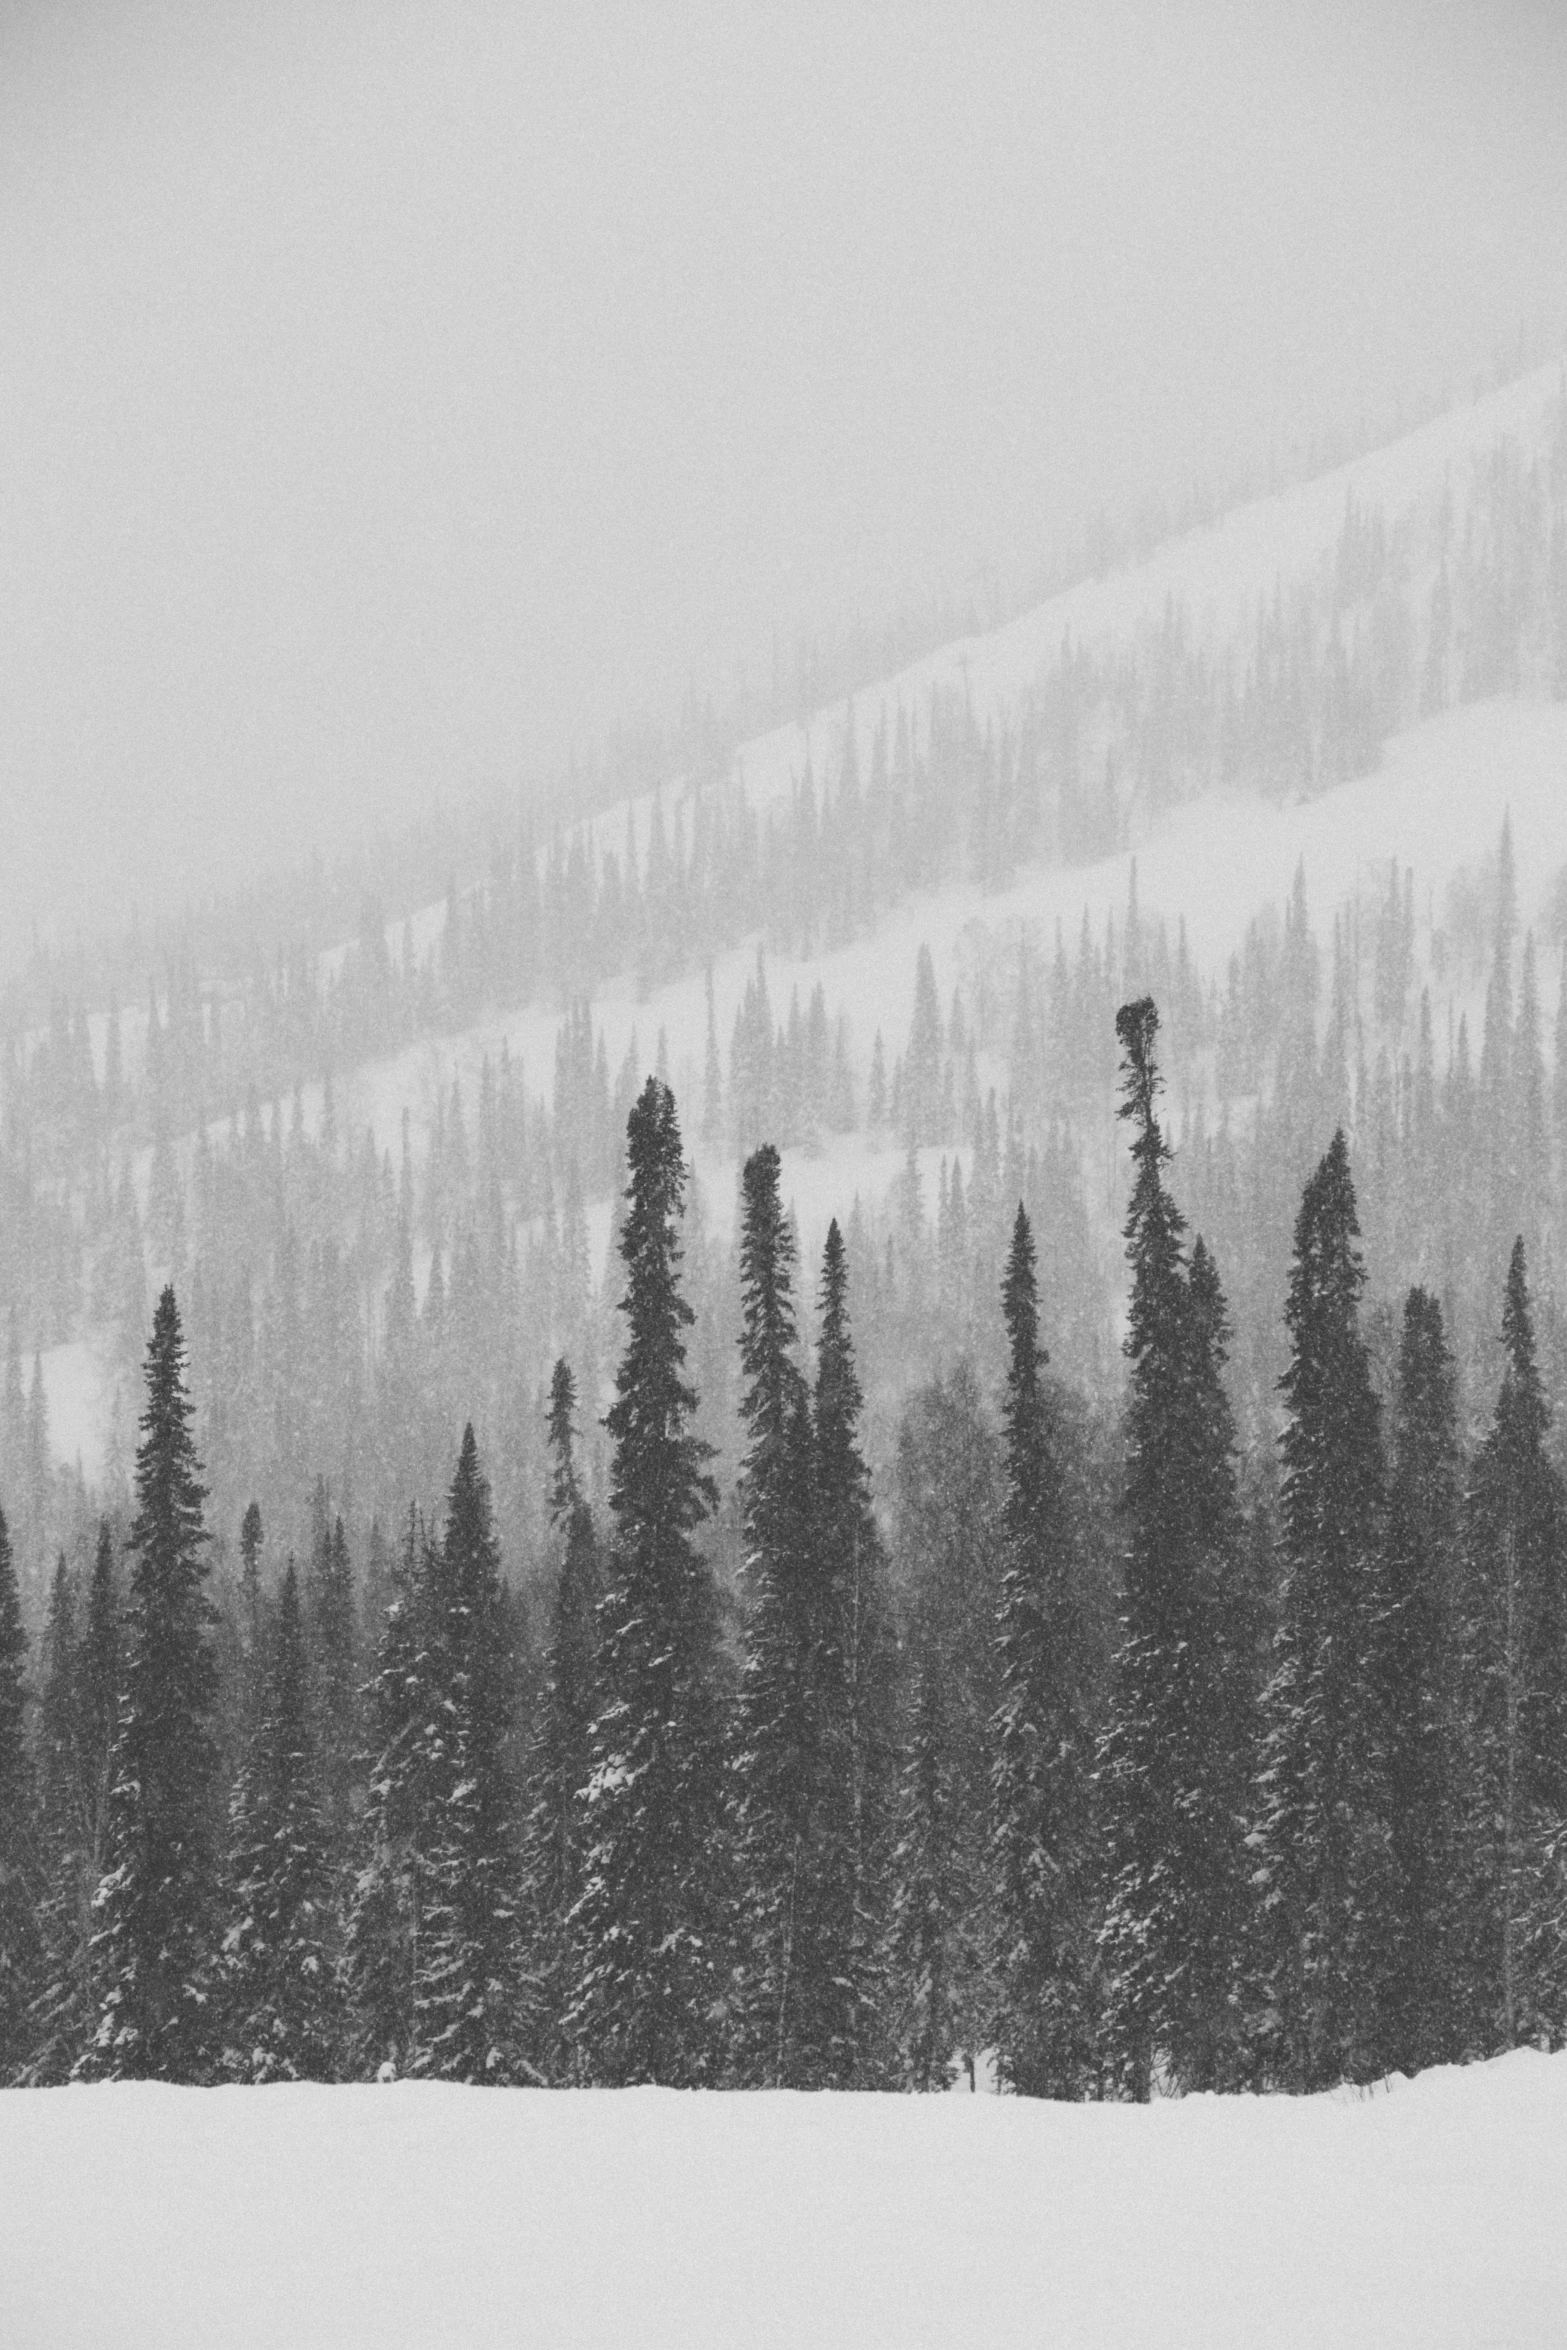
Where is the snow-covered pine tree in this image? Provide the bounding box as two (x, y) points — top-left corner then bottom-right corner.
(415, 1425), (536, 2083)
(310, 1513), (358, 1855)
(732, 1142), (835, 2084)
(82, 1288), (222, 2082)
(889, 1365), (1003, 2091)
(525, 1359), (602, 2078)
(345, 1508), (427, 2078)
(78, 1521), (120, 1872)
(567, 1077), (730, 2086)
(813, 1217), (899, 2086)
(0, 1506), (41, 2079)
(23, 1554), (90, 2082)
(1377, 1287), (1466, 2073)
(222, 1559), (341, 2081)
(237, 1500), (265, 1733)
(990, 1203), (1097, 2097)
(1181, 1237), (1258, 2072)
(36, 1557), (78, 1838)
(1098, 1002), (1252, 2098)
(1464, 1238), (1567, 2050)
(1254, 1133), (1390, 2090)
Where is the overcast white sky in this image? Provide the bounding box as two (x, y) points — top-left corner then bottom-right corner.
(3, 1), (1566, 956)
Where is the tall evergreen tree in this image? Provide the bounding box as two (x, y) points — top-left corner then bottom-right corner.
(567, 1078), (729, 2085)
(83, 1288), (221, 2082)
(346, 1508), (426, 2077)
(1378, 1287), (1465, 2072)
(1465, 1239), (1567, 2049)
(78, 1521), (120, 1873)
(416, 1425), (535, 2082)
(237, 1501), (265, 1733)
(813, 1218), (899, 2085)
(0, 1506), (40, 2078)
(1098, 1003), (1252, 2097)
(990, 1204), (1097, 2096)
(1254, 1133), (1390, 2089)
(24, 1555), (90, 2082)
(222, 1560), (340, 2081)
(889, 1365), (1003, 2090)
(35, 1557), (78, 1843)
(733, 1142), (848, 2085)
(311, 1513), (358, 1853)
(526, 1360), (602, 2078)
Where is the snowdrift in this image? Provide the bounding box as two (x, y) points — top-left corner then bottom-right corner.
(4, 2051), (1565, 2349)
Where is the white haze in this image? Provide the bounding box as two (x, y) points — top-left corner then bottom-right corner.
(1, 0), (1565, 955)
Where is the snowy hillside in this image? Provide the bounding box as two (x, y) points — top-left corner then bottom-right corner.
(335, 692), (1567, 1203)
(23, 360), (1567, 1495)
(4, 2052), (1566, 2349)
(35, 383), (1567, 1484)
(513, 357), (1567, 878)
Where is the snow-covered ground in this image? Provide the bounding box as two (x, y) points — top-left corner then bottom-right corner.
(3, 2052), (1564, 2349)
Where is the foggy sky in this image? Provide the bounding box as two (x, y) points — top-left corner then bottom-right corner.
(3, 1), (1565, 961)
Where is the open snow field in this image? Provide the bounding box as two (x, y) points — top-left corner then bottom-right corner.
(3, 2052), (1564, 2349)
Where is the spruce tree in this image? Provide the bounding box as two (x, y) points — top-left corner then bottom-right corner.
(83, 1288), (221, 2082)
(311, 1513), (358, 1853)
(24, 1555), (90, 2082)
(1378, 1287), (1465, 2072)
(525, 1359), (602, 2077)
(237, 1500), (265, 1733)
(894, 1634), (962, 2093)
(222, 1561), (340, 2081)
(1254, 1134), (1390, 2089)
(1465, 1239), (1567, 2049)
(79, 1520), (120, 1873)
(1181, 1236), (1258, 2067)
(567, 1077), (729, 2086)
(1098, 1003), (1252, 2097)
(732, 1142), (839, 2085)
(417, 1425), (534, 2082)
(813, 1218), (898, 2084)
(346, 1509), (426, 2077)
(0, 1506), (41, 2079)
(990, 1204), (1097, 2096)
(889, 1365), (1002, 2090)
(36, 1556), (78, 1843)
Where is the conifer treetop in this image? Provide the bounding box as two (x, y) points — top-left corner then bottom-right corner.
(1115, 995), (1163, 1132)
(1282, 1130), (1370, 1373)
(547, 1357), (581, 1521)
(1116, 997), (1187, 1369)
(738, 1143), (805, 1512)
(130, 1286), (210, 1571)
(605, 1077), (716, 1538)
(814, 1218), (870, 1495)
(1496, 1235), (1548, 1457)
(0, 1507), (26, 1784)
(1000, 1204), (1054, 1542)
